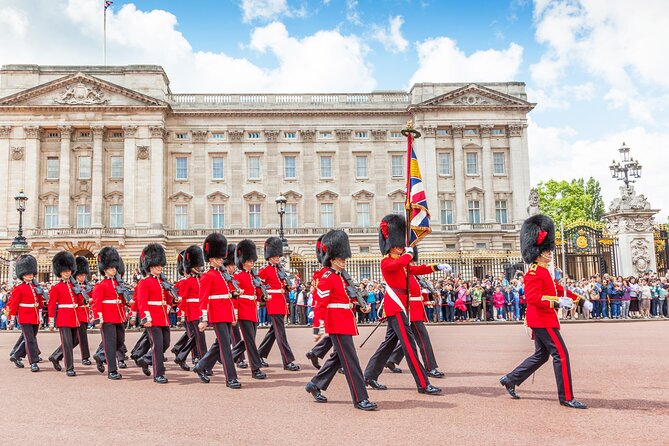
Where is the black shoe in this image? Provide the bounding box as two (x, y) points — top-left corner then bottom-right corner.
(37, 356), (43, 363)
(108, 371), (122, 380)
(226, 379), (242, 389)
(385, 361), (402, 373)
(193, 365), (210, 383)
(49, 356), (62, 372)
(260, 359), (269, 367)
(418, 384), (442, 395)
(284, 362), (300, 371)
(236, 359), (248, 369)
(170, 347), (178, 355)
(94, 355), (105, 374)
(252, 369), (267, 379)
(365, 379), (387, 390)
(31, 363), (40, 372)
(354, 399), (377, 411)
(66, 370), (76, 377)
(174, 359), (190, 371)
(118, 360), (127, 369)
(82, 358), (92, 366)
(338, 368), (344, 374)
(154, 375), (168, 384)
(428, 369), (445, 378)
(305, 382), (327, 403)
(499, 376), (520, 399)
(137, 358), (151, 377)
(306, 351), (321, 369)
(560, 399), (588, 409)
(10, 356), (24, 369)
(205, 370), (213, 376)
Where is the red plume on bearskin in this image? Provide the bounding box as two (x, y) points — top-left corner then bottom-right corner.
(321, 229), (351, 267)
(520, 214), (555, 264)
(264, 236), (283, 260)
(97, 246), (122, 275)
(15, 254), (37, 279)
(378, 214), (406, 255)
(52, 251), (76, 278)
(203, 233), (227, 261)
(183, 245), (205, 274)
(235, 239), (258, 270)
(315, 233), (326, 265)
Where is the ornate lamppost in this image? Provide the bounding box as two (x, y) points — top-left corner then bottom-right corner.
(275, 193), (289, 253)
(609, 142), (642, 189)
(7, 189), (31, 282)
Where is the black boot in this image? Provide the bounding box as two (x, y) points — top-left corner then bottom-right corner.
(10, 356), (24, 369)
(82, 358), (92, 366)
(252, 369), (267, 379)
(154, 375), (168, 384)
(66, 370), (76, 377)
(354, 399), (377, 411)
(417, 384), (442, 395)
(108, 371), (122, 380)
(385, 361), (402, 373)
(560, 399), (588, 409)
(284, 362), (300, 371)
(192, 364), (210, 383)
(306, 351), (321, 369)
(137, 358), (151, 377)
(30, 363), (40, 372)
(49, 356), (62, 372)
(365, 379), (387, 390)
(305, 382), (327, 403)
(174, 358), (190, 371)
(226, 379), (242, 389)
(499, 376), (520, 399)
(236, 359), (248, 369)
(94, 354), (105, 374)
(428, 369), (445, 378)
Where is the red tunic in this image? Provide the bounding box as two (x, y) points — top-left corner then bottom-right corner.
(199, 268), (235, 323)
(380, 253), (437, 318)
(178, 275), (202, 322)
(136, 275), (173, 327)
(258, 264), (287, 315)
(233, 269), (260, 322)
(75, 281), (90, 324)
(524, 262), (580, 329)
(8, 282), (43, 325)
(48, 280), (82, 328)
(317, 269), (358, 336)
(91, 277), (127, 324)
(311, 267), (329, 328)
(408, 275), (427, 323)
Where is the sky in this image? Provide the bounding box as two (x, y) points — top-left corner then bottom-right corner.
(0, 0), (668, 219)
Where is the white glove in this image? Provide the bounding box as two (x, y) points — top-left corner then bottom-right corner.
(437, 264), (452, 273)
(404, 246), (414, 255)
(559, 297), (574, 309)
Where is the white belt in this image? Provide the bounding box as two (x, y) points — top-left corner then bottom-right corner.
(19, 303), (38, 308)
(267, 289), (284, 294)
(148, 301), (167, 306)
(239, 295), (256, 300)
(409, 297), (423, 302)
(327, 303), (351, 309)
(209, 294), (230, 300)
(58, 304), (77, 309)
(186, 298), (199, 303)
(102, 299), (122, 304)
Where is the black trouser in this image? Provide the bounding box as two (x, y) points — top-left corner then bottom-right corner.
(388, 321), (439, 371)
(143, 326), (170, 377)
(19, 324), (40, 365)
(176, 320), (207, 364)
(10, 333), (25, 358)
(311, 334), (369, 404)
(364, 313), (430, 389)
(198, 322), (237, 381)
(172, 330), (189, 355)
(77, 322), (90, 359)
(100, 323), (125, 373)
(311, 335), (333, 359)
(230, 323), (246, 362)
(50, 327), (78, 371)
(505, 327), (574, 402)
(257, 314), (295, 365)
(232, 320), (262, 371)
(131, 331), (151, 360)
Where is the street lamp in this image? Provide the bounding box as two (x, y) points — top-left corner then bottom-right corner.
(609, 141), (642, 189)
(11, 189), (28, 250)
(275, 193), (288, 252)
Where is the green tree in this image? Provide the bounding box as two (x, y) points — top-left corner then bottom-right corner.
(585, 177), (606, 220)
(535, 177), (605, 225)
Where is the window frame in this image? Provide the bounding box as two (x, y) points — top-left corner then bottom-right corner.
(109, 204), (123, 228)
(465, 152), (479, 176)
(211, 204), (225, 229)
(440, 200), (454, 225)
(320, 155), (333, 179)
(174, 204), (188, 230)
(495, 200), (508, 224)
(284, 155), (297, 179)
(78, 156), (91, 180)
(355, 155), (368, 179)
(247, 156), (261, 180)
(468, 200), (481, 224)
(320, 203), (334, 228)
(248, 203), (262, 228)
(110, 156), (123, 179)
(493, 152), (506, 175)
(175, 157), (188, 180)
(212, 157), (225, 181)
(76, 204), (91, 228)
(438, 152), (452, 176)
(44, 205), (58, 229)
(46, 157), (59, 180)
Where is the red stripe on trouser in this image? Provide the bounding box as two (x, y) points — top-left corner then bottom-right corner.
(214, 325), (229, 381)
(547, 328), (572, 401)
(334, 335), (359, 403)
(413, 323), (430, 369)
(395, 315), (426, 388)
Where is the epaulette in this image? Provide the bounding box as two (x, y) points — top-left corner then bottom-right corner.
(322, 271), (332, 279)
(528, 263), (537, 275)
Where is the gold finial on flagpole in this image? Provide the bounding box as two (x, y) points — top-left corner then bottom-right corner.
(401, 119), (421, 138)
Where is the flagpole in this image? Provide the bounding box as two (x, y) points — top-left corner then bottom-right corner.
(401, 120), (421, 322)
(103, 4), (107, 65)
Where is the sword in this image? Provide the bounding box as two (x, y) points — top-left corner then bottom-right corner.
(359, 300), (384, 348)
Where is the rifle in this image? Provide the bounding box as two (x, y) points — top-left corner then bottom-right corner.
(32, 278), (48, 301)
(114, 273), (134, 303)
(277, 264), (293, 290)
(340, 269), (368, 309)
(159, 273), (180, 302)
(251, 268), (269, 301)
(70, 276), (91, 304)
(221, 269), (242, 297)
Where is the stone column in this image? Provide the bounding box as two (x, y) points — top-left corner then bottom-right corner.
(452, 124), (467, 224)
(192, 129), (208, 229)
(123, 125), (137, 229)
(418, 125), (439, 224)
(0, 126), (11, 235)
(335, 129), (352, 226)
(90, 125), (105, 228)
(480, 124), (495, 223)
(23, 126), (41, 229)
(149, 126), (166, 231)
(508, 124), (525, 223)
(57, 125), (73, 228)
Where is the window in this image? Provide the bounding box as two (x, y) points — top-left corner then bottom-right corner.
(46, 157), (59, 180)
(319, 131), (332, 139)
(355, 156), (368, 178)
(390, 132), (402, 138)
(468, 200), (481, 224)
(79, 131), (91, 138)
(445, 244), (456, 250)
(285, 203), (298, 228)
(46, 131), (59, 138)
(360, 246), (370, 254)
(284, 156), (296, 179)
(111, 131), (123, 138)
(466, 153), (478, 175)
(175, 133), (189, 140)
(78, 156), (91, 179)
(109, 205), (123, 228)
(356, 203), (370, 227)
(211, 133), (225, 139)
(476, 242), (488, 250)
(392, 201), (404, 215)
(284, 132), (297, 139)
(491, 128), (504, 136)
(320, 156), (332, 178)
(247, 132), (260, 139)
(76, 205), (91, 228)
(110, 156), (123, 179)
(391, 155), (403, 178)
(176, 157), (188, 180)
(248, 156), (261, 180)
(320, 203), (334, 227)
(174, 205), (188, 230)
(212, 204), (225, 229)
(212, 157), (225, 180)
(438, 153), (451, 176)
(44, 205), (58, 229)
(248, 204), (261, 228)
(440, 200), (454, 225)
(496, 200), (508, 224)
(464, 129), (477, 136)
(360, 265), (371, 280)
(503, 242), (513, 250)
(493, 152), (505, 174)
(437, 129), (450, 136)
(355, 131), (368, 139)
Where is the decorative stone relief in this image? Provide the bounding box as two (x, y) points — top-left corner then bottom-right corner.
(451, 124), (465, 138)
(335, 129), (351, 141)
(507, 124), (523, 137)
(371, 129), (387, 140)
(609, 185), (651, 212)
(54, 82), (109, 105)
(122, 125), (137, 138)
(452, 95), (491, 106)
(136, 146), (150, 160)
(192, 130), (208, 142)
(228, 130), (244, 142)
(0, 126), (11, 138)
(11, 146), (24, 160)
(264, 130), (280, 142)
(421, 126), (436, 137)
(316, 190), (339, 200)
(57, 125), (73, 139)
(300, 129), (316, 142)
(480, 124), (494, 137)
(631, 238), (651, 274)
(24, 126), (41, 139)
(527, 188), (540, 216)
(352, 189), (375, 200)
(606, 214), (655, 235)
(91, 125), (105, 138)
(149, 125), (166, 139)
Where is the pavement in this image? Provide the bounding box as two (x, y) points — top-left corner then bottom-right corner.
(2, 321), (668, 446)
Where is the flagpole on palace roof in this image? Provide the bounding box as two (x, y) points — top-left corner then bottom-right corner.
(103, 1), (112, 65)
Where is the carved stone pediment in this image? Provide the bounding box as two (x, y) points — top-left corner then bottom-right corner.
(207, 191), (230, 201)
(39, 192), (59, 205)
(54, 82), (108, 105)
(243, 191), (266, 202)
(282, 190), (303, 200)
(352, 189), (375, 200)
(387, 189), (405, 200)
(415, 84), (534, 110)
(103, 191), (124, 204)
(169, 191), (193, 202)
(316, 190), (339, 200)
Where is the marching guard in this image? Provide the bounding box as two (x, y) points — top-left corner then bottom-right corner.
(500, 215), (588, 409)
(305, 234), (332, 369)
(305, 230), (376, 411)
(169, 251), (190, 366)
(130, 255), (151, 368)
(224, 243), (248, 369)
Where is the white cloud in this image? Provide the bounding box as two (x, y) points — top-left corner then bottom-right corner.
(530, 0), (669, 123)
(527, 82), (595, 111)
(371, 15), (408, 53)
(346, 0), (361, 25)
(240, 0), (289, 22)
(0, 6), (28, 36)
(0, 0), (375, 93)
(528, 118), (668, 220)
(409, 37), (523, 85)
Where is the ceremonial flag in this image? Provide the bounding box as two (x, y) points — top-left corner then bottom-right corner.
(405, 141), (432, 247)
(104, 1), (113, 10)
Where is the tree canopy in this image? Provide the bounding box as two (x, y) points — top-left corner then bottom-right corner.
(535, 177), (606, 225)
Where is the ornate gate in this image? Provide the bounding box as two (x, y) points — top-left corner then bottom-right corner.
(655, 224), (669, 274)
(555, 221), (618, 279)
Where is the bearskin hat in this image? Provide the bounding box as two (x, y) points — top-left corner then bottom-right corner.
(315, 234), (326, 265)
(141, 243), (166, 271)
(74, 256), (90, 279)
(321, 230), (352, 267)
(378, 214), (406, 255)
(183, 245), (205, 275)
(52, 251), (76, 277)
(264, 236), (283, 260)
(520, 214), (556, 264)
(203, 233), (227, 261)
(235, 239), (258, 270)
(97, 247), (122, 275)
(15, 254), (37, 280)
(224, 244), (237, 267)
(137, 255), (147, 277)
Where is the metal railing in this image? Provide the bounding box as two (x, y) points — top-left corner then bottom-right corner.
(168, 92), (410, 106)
